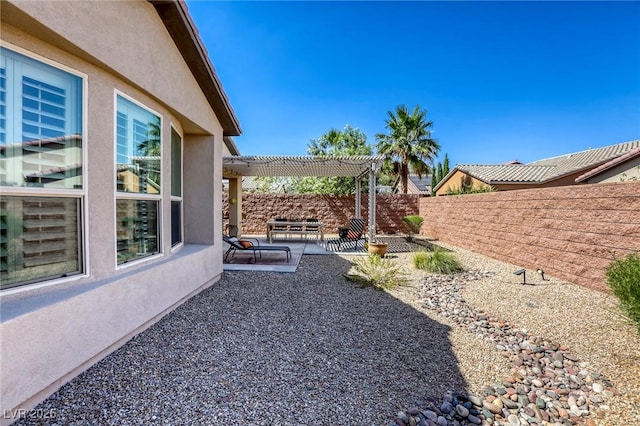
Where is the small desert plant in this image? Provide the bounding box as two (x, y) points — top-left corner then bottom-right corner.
(402, 215), (424, 241)
(344, 254), (406, 290)
(413, 247), (463, 274)
(606, 252), (640, 331)
(619, 165), (640, 182)
(445, 184), (494, 195)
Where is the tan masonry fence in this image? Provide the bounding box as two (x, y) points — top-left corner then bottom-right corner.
(419, 181), (640, 292)
(223, 193), (419, 236)
(224, 182), (639, 292)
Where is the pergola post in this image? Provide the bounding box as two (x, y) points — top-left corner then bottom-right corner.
(355, 178), (362, 219)
(368, 163), (376, 242)
(228, 177), (242, 236)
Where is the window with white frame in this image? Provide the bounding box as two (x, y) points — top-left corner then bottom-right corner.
(0, 46), (84, 289)
(170, 127), (182, 247)
(115, 95), (161, 264)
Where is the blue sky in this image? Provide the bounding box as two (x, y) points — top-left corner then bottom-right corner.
(187, 1), (640, 166)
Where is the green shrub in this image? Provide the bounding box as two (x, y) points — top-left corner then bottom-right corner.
(344, 254), (406, 290)
(444, 184), (494, 195)
(606, 253), (640, 331)
(413, 248), (463, 274)
(402, 215), (424, 240)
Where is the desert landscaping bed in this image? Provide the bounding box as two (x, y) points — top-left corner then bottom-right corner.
(11, 241), (639, 426)
(385, 241), (640, 426)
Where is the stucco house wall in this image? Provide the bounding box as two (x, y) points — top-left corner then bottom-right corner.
(0, 2), (232, 423)
(434, 170), (491, 195)
(585, 156), (640, 183)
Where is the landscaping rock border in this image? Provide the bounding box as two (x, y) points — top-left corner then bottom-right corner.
(392, 271), (613, 426)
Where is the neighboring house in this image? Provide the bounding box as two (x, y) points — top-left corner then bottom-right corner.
(574, 146), (640, 183)
(377, 185), (393, 194)
(393, 174), (432, 195)
(241, 176), (262, 192)
(434, 140), (640, 195)
(0, 134), (83, 188)
(0, 1), (241, 422)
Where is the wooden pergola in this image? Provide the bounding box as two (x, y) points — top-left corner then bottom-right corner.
(222, 155), (384, 242)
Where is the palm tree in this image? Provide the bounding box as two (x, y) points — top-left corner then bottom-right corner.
(375, 105), (440, 194)
(136, 117), (161, 188)
(137, 117), (161, 157)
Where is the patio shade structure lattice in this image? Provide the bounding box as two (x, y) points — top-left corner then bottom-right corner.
(223, 155), (385, 242)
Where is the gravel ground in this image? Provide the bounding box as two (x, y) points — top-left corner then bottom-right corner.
(387, 241), (640, 426)
(14, 241), (640, 426)
(16, 254), (473, 426)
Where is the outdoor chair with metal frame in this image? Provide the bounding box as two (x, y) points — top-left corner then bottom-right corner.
(326, 218), (366, 251)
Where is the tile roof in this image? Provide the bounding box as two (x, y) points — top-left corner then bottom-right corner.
(437, 139), (640, 189)
(150, 1), (241, 136)
(456, 164), (555, 183)
(575, 146), (640, 182)
(528, 139), (640, 181)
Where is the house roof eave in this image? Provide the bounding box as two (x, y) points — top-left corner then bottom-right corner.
(432, 167), (487, 192)
(150, 0), (242, 137)
(224, 136), (241, 156)
(574, 147), (640, 182)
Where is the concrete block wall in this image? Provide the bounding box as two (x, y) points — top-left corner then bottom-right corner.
(224, 194), (419, 235)
(419, 182), (640, 292)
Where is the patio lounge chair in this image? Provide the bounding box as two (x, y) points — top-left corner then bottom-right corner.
(326, 218), (366, 251)
(223, 235), (291, 263)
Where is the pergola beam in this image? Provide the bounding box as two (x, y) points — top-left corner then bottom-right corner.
(222, 155), (384, 237)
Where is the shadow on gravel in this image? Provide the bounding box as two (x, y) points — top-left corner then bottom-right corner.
(16, 255), (467, 426)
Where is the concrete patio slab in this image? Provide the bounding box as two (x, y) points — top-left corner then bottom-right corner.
(223, 238), (308, 273)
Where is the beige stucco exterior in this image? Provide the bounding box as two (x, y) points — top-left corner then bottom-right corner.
(0, 2), (235, 423)
(434, 169), (491, 195)
(584, 156), (640, 183)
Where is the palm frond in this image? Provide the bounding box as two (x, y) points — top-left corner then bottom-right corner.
(375, 104), (440, 193)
